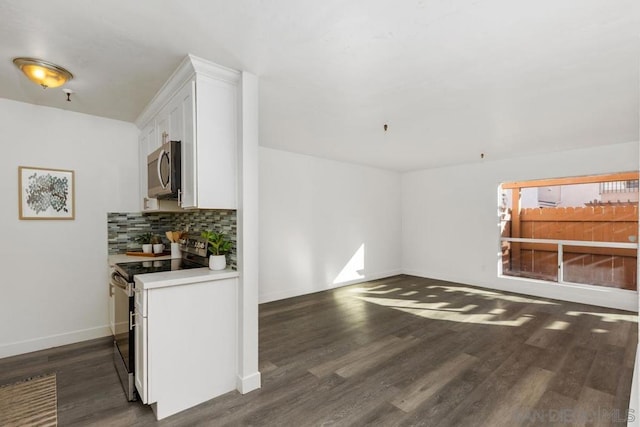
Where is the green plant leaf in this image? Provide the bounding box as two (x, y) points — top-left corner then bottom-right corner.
(202, 229), (232, 255)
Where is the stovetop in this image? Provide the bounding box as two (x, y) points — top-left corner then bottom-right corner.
(114, 233), (210, 282)
(114, 258), (208, 282)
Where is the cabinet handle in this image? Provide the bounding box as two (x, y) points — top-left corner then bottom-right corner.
(130, 312), (136, 330)
(178, 189), (182, 207)
(109, 282), (114, 297)
(162, 131), (168, 144)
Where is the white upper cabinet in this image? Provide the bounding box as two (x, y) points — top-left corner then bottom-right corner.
(176, 80), (196, 208)
(136, 55), (240, 211)
(139, 121), (159, 211)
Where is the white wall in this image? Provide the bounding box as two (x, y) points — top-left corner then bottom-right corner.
(402, 141), (639, 311)
(259, 147), (402, 303)
(0, 98), (139, 358)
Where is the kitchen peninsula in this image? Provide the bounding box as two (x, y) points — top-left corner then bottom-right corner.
(107, 51), (260, 420)
(134, 268), (239, 420)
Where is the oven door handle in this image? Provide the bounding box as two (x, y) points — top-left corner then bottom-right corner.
(110, 272), (132, 296)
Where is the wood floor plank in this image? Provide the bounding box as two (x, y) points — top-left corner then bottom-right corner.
(613, 366), (635, 423)
(585, 344), (626, 395)
(391, 352), (478, 412)
(548, 345), (597, 400)
(523, 390), (578, 427)
(433, 344), (548, 427)
(308, 335), (405, 378)
(481, 365), (554, 427)
(572, 387), (616, 427)
(334, 336), (420, 378)
(623, 330), (639, 369)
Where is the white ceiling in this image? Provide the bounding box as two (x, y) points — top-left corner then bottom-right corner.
(0, 0), (638, 171)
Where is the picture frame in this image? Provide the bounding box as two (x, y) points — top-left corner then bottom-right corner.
(18, 166), (75, 220)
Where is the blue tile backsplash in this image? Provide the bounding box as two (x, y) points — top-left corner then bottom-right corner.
(108, 210), (237, 268)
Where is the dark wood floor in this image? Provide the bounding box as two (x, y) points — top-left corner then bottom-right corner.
(0, 275), (637, 426)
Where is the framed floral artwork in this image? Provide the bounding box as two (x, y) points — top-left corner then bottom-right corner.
(18, 166), (75, 220)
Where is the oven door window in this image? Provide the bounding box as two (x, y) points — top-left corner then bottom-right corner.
(158, 151), (171, 188)
(112, 274), (133, 371)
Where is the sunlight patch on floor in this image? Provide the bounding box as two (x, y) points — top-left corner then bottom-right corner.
(566, 311), (638, 323)
(361, 287), (402, 295)
(396, 306), (531, 327)
(400, 291), (419, 296)
(356, 296), (477, 312)
(354, 296), (531, 327)
(545, 320), (570, 331)
(428, 285), (558, 305)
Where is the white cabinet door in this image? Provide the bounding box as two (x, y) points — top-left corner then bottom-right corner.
(155, 105), (169, 150)
(194, 76), (237, 209)
(156, 95), (183, 149)
(145, 278), (237, 419)
(178, 80), (196, 208)
(139, 122), (160, 211)
(134, 307), (148, 404)
(168, 97), (183, 144)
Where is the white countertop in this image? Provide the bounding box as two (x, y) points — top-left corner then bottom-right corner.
(135, 267), (239, 290)
(108, 253), (173, 266)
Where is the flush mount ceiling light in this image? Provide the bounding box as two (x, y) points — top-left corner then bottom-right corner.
(12, 57), (73, 89)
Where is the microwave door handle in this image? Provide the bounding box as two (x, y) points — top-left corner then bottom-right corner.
(157, 149), (166, 189)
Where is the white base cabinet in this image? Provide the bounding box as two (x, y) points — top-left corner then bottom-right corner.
(134, 277), (237, 420)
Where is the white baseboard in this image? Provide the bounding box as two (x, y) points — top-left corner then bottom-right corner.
(236, 371), (261, 394)
(402, 269), (638, 312)
(259, 269), (402, 303)
(630, 346), (639, 427)
(0, 325), (112, 359)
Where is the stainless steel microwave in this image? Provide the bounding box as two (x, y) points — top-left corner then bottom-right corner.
(147, 140), (181, 199)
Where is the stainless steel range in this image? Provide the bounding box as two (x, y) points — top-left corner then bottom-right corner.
(110, 233), (209, 401)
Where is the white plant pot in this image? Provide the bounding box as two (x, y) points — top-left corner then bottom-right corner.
(153, 244), (165, 254)
(142, 244), (153, 254)
(209, 255), (226, 271)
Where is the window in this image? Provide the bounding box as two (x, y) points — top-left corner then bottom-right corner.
(499, 172), (639, 291)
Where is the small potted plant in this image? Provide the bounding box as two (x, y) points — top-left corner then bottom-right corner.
(133, 232), (154, 254)
(201, 230), (232, 270)
(150, 234), (165, 254)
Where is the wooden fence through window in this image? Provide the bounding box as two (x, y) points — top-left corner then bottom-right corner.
(502, 205), (638, 290)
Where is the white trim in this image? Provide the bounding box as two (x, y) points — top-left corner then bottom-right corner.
(236, 371), (261, 394)
(0, 325), (112, 359)
(190, 54), (240, 83)
(135, 54), (241, 128)
(237, 70), (261, 394)
(630, 345), (639, 427)
(402, 269), (638, 312)
(258, 269), (403, 304)
(501, 237), (637, 249)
